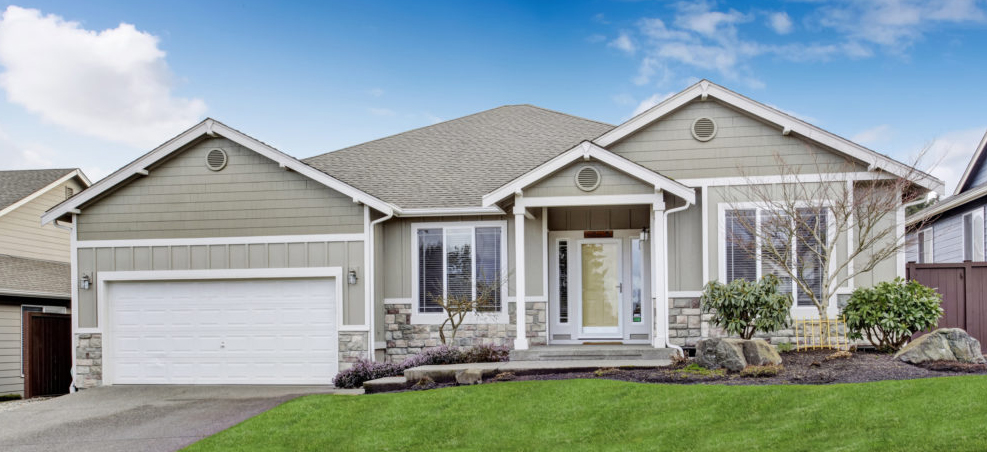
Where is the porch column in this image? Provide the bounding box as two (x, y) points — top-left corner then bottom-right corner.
(651, 201), (667, 348)
(513, 205), (529, 350)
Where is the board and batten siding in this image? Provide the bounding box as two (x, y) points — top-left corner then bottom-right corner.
(76, 137), (364, 241)
(0, 304), (22, 395)
(608, 99), (860, 180)
(0, 178), (84, 263)
(525, 161), (653, 198)
(76, 239), (365, 329)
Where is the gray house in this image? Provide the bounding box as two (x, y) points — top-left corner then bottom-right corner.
(42, 80), (941, 388)
(0, 169), (90, 396)
(907, 129), (987, 263)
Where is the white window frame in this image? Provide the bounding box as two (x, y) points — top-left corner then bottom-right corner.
(962, 208), (985, 262)
(918, 228), (934, 263)
(717, 202), (837, 318)
(410, 220), (509, 325)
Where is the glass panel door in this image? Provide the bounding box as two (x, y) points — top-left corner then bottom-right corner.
(580, 240), (621, 336)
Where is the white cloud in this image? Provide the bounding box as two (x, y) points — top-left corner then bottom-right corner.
(368, 88), (384, 97)
(368, 107), (395, 116)
(768, 12), (793, 34)
(0, 6), (206, 148)
(917, 127), (987, 194)
(632, 92), (675, 116)
(608, 32), (635, 55)
(851, 124), (894, 146)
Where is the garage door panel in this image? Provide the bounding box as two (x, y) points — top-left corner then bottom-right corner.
(109, 277), (339, 385)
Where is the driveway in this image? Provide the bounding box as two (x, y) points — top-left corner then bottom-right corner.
(0, 385), (357, 452)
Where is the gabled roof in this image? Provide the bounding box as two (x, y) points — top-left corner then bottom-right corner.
(0, 169), (89, 218)
(483, 141), (695, 207)
(952, 129), (987, 195)
(304, 105), (614, 210)
(42, 118), (398, 225)
(906, 182), (987, 226)
(0, 254), (70, 299)
(596, 80), (944, 195)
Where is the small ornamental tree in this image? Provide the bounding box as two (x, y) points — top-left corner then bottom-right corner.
(700, 274), (793, 340)
(843, 278), (943, 352)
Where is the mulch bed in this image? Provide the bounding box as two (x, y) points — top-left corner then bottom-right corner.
(495, 349), (987, 386)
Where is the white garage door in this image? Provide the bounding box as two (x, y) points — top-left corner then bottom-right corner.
(108, 277), (338, 385)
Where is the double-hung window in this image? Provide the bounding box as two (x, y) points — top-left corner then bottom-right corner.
(413, 222), (507, 318)
(723, 207), (828, 307)
(963, 209), (985, 262)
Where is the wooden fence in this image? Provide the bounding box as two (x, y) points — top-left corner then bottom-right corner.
(907, 262), (987, 353)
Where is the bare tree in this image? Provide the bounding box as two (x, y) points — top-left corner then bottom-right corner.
(431, 270), (509, 345)
(724, 148), (936, 320)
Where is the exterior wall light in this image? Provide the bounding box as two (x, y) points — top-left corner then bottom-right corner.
(640, 228), (650, 242)
(80, 274), (92, 290)
(348, 269), (358, 285)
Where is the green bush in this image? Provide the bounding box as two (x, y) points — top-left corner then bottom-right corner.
(843, 278), (943, 352)
(700, 274), (793, 339)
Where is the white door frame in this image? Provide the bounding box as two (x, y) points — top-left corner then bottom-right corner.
(575, 238), (623, 338)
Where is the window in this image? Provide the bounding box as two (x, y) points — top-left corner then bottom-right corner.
(414, 222), (506, 315)
(963, 209), (985, 262)
(631, 238), (643, 323)
(723, 207), (828, 307)
(558, 240), (569, 323)
(918, 229), (933, 263)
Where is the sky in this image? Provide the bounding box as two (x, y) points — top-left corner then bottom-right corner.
(0, 0), (986, 194)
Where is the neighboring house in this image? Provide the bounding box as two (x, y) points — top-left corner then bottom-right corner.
(42, 80), (941, 388)
(906, 130), (987, 263)
(0, 169), (91, 396)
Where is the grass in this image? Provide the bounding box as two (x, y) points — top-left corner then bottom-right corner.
(185, 377), (987, 452)
(0, 393), (22, 402)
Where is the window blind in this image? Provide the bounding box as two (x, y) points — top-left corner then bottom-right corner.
(726, 210), (757, 282)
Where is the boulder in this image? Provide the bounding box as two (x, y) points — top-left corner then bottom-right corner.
(696, 338), (748, 372)
(895, 328), (986, 364)
(455, 368), (483, 385)
(742, 339), (783, 366)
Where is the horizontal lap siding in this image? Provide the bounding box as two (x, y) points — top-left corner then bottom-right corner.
(525, 162), (653, 197)
(609, 100), (859, 179)
(77, 240), (364, 329)
(77, 137), (363, 240)
(0, 305), (22, 395)
(0, 179), (83, 262)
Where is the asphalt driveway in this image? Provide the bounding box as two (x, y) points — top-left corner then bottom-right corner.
(0, 385), (355, 452)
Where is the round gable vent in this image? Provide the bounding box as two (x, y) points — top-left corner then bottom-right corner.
(691, 117), (717, 142)
(575, 166), (601, 192)
(205, 149), (228, 171)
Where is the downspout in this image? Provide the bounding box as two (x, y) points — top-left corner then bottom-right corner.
(663, 201), (692, 357)
(368, 210), (394, 361)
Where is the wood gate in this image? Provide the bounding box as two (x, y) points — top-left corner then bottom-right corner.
(22, 312), (71, 398)
(907, 262), (987, 353)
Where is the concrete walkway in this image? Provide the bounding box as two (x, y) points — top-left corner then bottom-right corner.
(0, 385), (358, 452)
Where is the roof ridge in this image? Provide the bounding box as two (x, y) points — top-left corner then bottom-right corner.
(512, 104), (615, 128)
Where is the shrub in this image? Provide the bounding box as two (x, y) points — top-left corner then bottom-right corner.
(700, 274), (793, 339)
(332, 344), (512, 388)
(843, 278), (943, 352)
(776, 342), (794, 353)
(461, 344), (510, 363)
(674, 363), (725, 377)
(332, 359), (404, 389)
(400, 345), (464, 368)
(593, 367), (620, 377)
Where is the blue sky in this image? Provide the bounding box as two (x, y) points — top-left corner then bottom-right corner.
(0, 1), (985, 193)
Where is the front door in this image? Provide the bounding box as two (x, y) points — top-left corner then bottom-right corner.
(578, 239), (622, 338)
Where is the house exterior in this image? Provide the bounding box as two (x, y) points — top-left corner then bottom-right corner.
(0, 169), (90, 396)
(906, 130), (987, 263)
(42, 80), (941, 388)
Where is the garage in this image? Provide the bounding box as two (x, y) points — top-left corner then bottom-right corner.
(105, 275), (338, 385)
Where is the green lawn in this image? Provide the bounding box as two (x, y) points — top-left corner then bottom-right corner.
(186, 377), (987, 451)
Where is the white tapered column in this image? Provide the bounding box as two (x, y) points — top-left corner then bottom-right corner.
(513, 205), (529, 350)
(651, 202), (667, 348)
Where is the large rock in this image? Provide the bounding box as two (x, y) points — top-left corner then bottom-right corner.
(742, 339), (783, 366)
(895, 328), (986, 364)
(455, 368), (483, 385)
(696, 338), (748, 372)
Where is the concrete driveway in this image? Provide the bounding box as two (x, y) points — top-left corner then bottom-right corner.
(0, 385), (357, 452)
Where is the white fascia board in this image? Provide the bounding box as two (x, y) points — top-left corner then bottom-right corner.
(516, 194), (662, 208)
(42, 119), (396, 225)
(396, 206), (505, 217)
(953, 129), (987, 196)
(482, 141), (695, 206)
(0, 170), (84, 221)
(906, 184), (987, 226)
(677, 171), (896, 188)
(594, 80), (944, 195)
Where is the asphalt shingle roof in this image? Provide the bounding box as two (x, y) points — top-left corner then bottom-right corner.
(303, 105), (614, 209)
(0, 168), (76, 211)
(0, 254), (70, 298)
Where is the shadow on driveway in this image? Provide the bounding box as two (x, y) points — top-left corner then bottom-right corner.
(0, 385), (357, 452)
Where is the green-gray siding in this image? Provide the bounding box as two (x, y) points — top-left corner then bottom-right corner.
(76, 137), (364, 241)
(0, 304), (21, 396)
(526, 161), (653, 197)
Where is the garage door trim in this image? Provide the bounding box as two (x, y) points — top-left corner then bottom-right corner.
(97, 267), (343, 385)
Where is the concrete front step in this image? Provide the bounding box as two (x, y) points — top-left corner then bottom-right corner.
(510, 345), (678, 362)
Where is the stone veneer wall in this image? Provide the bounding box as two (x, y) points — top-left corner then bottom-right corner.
(669, 297), (798, 348)
(73, 332), (369, 389)
(383, 302), (548, 363)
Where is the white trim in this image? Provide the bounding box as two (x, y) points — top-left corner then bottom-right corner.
(962, 207), (986, 262)
(668, 291), (703, 298)
(42, 118), (397, 225)
(573, 238), (623, 338)
(513, 208), (529, 349)
(677, 172), (895, 188)
(954, 129), (987, 195)
(908, 182), (987, 225)
(76, 233), (364, 249)
(482, 141), (696, 206)
(363, 206), (373, 360)
(542, 207), (549, 313)
(383, 297), (413, 305)
(917, 227), (935, 264)
(397, 206), (505, 217)
(701, 185), (709, 285)
(0, 170), (88, 221)
(96, 267), (345, 386)
(516, 194), (665, 209)
(409, 219), (510, 325)
(506, 296), (548, 303)
(69, 213), (79, 391)
(594, 80), (943, 195)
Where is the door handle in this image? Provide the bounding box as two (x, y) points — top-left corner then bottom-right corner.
(617, 283), (623, 293)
